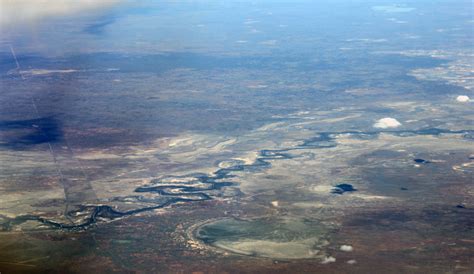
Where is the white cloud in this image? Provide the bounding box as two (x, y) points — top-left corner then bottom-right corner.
(372, 5), (415, 13)
(346, 38), (388, 43)
(373, 117), (402, 129)
(259, 40), (277, 46)
(321, 256), (336, 264)
(244, 19), (259, 25)
(19, 69), (77, 76)
(340, 245), (353, 252)
(456, 95), (470, 102)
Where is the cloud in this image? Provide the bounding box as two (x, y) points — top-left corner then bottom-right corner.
(373, 117), (402, 129)
(346, 38), (388, 43)
(243, 19), (259, 25)
(18, 69), (78, 76)
(340, 245), (353, 252)
(321, 256), (336, 264)
(0, 0), (120, 29)
(456, 95), (470, 102)
(259, 40), (277, 46)
(387, 18), (407, 24)
(372, 5), (415, 13)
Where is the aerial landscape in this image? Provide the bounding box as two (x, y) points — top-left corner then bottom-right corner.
(0, 0), (473, 273)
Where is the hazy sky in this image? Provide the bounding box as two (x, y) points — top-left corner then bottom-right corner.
(0, 0), (120, 30)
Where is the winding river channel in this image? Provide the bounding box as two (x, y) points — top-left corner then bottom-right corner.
(4, 127), (472, 231)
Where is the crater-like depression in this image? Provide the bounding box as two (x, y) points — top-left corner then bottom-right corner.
(194, 217), (331, 259)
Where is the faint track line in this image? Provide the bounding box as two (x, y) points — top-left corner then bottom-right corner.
(8, 44), (78, 223)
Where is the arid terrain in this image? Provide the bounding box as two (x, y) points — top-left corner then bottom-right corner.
(0, 1), (473, 273)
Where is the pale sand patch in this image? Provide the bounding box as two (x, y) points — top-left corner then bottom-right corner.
(215, 238), (322, 259)
(292, 202), (327, 208)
